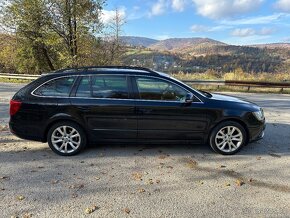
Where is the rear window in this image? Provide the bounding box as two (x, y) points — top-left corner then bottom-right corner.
(33, 77), (76, 97)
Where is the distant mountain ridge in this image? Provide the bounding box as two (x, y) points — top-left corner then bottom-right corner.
(120, 36), (159, 47)
(121, 36), (290, 53)
(148, 37), (226, 52)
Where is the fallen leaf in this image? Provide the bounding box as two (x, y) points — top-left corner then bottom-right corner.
(51, 179), (59, 184)
(124, 208), (130, 214)
(72, 193), (78, 198)
(220, 165), (226, 168)
(138, 188), (145, 193)
(147, 179), (154, 185)
(156, 179), (160, 184)
(132, 172), (142, 181)
(85, 205), (98, 214)
(248, 178), (254, 182)
(17, 195), (25, 200)
(69, 184), (84, 190)
(158, 154), (169, 159)
(23, 213), (33, 218)
(186, 159), (198, 168)
(236, 179), (245, 187)
(0, 176), (9, 180)
(95, 177), (100, 181)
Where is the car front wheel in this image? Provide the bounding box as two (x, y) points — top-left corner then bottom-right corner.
(47, 121), (87, 156)
(209, 121), (247, 155)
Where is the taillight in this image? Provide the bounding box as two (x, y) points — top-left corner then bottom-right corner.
(10, 100), (22, 116)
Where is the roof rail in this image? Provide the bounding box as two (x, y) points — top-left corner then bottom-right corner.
(56, 65), (158, 74)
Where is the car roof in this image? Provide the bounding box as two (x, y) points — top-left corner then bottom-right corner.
(41, 66), (161, 77)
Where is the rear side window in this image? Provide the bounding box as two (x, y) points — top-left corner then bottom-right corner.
(34, 77), (76, 97)
(91, 75), (129, 99)
(76, 76), (90, 97)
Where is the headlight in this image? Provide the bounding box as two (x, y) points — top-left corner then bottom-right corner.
(253, 109), (264, 121)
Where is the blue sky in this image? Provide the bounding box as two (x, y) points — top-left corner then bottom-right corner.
(102, 0), (290, 45)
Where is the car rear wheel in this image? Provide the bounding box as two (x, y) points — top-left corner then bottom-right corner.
(209, 121), (247, 155)
(47, 121), (87, 156)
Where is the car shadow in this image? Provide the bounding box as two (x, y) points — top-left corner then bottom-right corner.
(0, 122), (289, 160)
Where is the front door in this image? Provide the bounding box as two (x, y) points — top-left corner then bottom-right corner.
(132, 76), (207, 143)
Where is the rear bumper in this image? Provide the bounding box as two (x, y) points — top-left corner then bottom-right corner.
(9, 121), (44, 142)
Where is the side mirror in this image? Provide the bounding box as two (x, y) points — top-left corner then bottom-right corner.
(184, 93), (194, 103)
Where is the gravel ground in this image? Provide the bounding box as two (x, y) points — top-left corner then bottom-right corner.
(0, 83), (290, 218)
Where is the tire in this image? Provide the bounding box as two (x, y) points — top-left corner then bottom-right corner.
(47, 121), (87, 156)
(209, 121), (247, 155)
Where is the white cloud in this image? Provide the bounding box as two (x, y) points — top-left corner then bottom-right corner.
(225, 35), (272, 45)
(221, 13), (289, 25)
(231, 27), (275, 37)
(101, 7), (126, 24)
(150, 0), (167, 16)
(190, 25), (209, 32)
(192, 0), (264, 19)
(231, 28), (256, 37)
(275, 0), (290, 12)
(172, 0), (187, 12)
(149, 0), (189, 16)
(190, 24), (232, 32)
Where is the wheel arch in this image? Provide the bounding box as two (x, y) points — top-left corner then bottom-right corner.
(208, 118), (250, 144)
(43, 116), (87, 142)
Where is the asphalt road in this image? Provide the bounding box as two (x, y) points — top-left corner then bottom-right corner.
(0, 83), (290, 217)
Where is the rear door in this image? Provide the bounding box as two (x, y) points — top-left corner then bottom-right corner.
(70, 74), (137, 142)
(132, 76), (207, 143)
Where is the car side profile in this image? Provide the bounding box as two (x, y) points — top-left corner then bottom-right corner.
(9, 66), (266, 156)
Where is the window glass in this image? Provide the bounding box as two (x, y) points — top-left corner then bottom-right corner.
(91, 75), (129, 99)
(34, 77), (75, 97)
(136, 77), (187, 101)
(76, 76), (91, 97)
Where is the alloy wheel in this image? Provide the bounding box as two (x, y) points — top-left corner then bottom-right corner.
(51, 125), (81, 154)
(214, 126), (243, 153)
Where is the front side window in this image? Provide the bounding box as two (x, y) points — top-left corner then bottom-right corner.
(34, 77), (76, 97)
(91, 75), (129, 99)
(136, 77), (188, 101)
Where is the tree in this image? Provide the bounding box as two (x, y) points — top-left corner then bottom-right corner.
(0, 0), (106, 73)
(105, 8), (126, 65)
(46, 0), (104, 66)
(1, 0), (56, 73)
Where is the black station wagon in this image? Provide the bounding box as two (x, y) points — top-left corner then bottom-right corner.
(9, 66), (265, 156)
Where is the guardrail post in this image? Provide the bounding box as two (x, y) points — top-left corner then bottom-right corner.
(280, 88), (284, 93)
(247, 86), (250, 91)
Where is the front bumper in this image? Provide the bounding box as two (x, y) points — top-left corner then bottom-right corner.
(249, 122), (266, 142)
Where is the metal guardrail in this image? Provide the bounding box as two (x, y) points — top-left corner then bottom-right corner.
(1, 74), (290, 92)
(0, 73), (39, 80)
